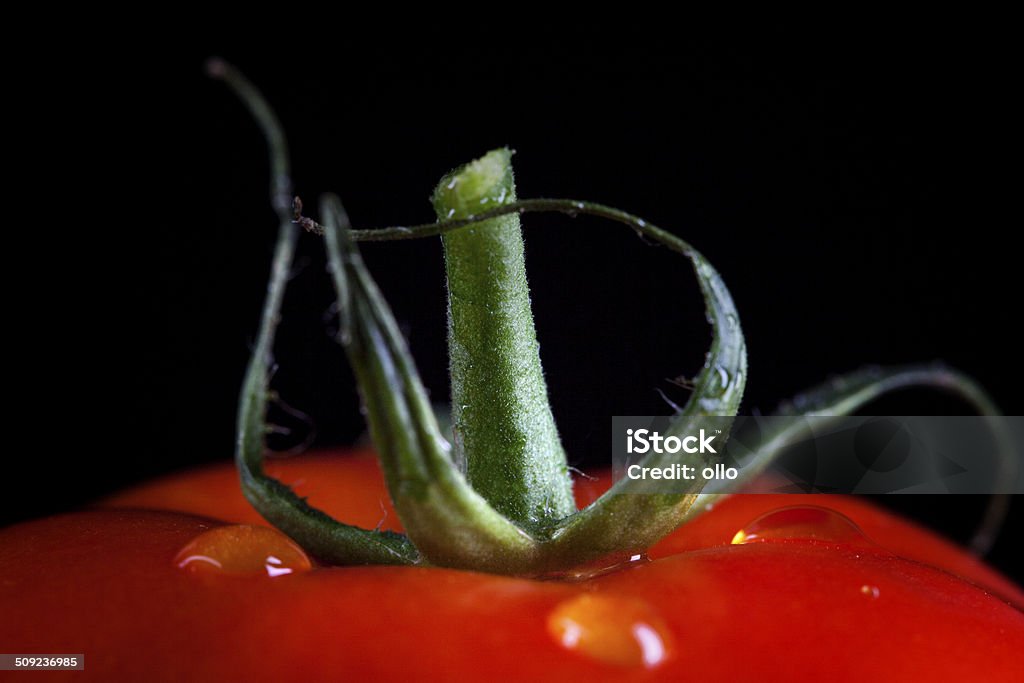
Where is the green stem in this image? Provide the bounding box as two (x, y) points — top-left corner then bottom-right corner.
(432, 150), (575, 530)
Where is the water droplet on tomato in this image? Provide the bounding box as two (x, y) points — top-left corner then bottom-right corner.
(537, 552), (649, 582)
(548, 594), (672, 668)
(860, 584), (881, 599)
(730, 506), (875, 550)
(175, 525), (312, 578)
(536, 548), (647, 581)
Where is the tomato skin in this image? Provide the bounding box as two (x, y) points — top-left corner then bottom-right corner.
(101, 449), (405, 533)
(2, 451), (1022, 682)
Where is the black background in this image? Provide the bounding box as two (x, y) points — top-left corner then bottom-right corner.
(13, 29), (1020, 582)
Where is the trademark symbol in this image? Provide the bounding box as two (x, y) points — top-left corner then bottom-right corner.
(715, 429), (722, 434)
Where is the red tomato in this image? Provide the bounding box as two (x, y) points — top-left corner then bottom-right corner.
(2, 450), (1021, 682)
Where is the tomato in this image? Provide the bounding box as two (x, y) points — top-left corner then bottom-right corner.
(2, 450), (1020, 682)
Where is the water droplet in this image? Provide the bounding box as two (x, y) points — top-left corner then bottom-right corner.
(712, 365), (731, 396)
(860, 584), (881, 599)
(175, 525), (312, 578)
(731, 506), (875, 549)
(548, 594), (672, 668)
(538, 552), (649, 582)
(726, 313), (739, 330)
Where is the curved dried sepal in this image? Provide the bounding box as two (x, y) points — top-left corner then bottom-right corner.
(544, 215), (747, 565)
(218, 59), (418, 566)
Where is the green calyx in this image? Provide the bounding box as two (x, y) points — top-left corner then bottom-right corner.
(213, 61), (1007, 575)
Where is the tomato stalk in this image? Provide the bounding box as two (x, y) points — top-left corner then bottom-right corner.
(213, 60), (1011, 574)
(432, 150), (575, 531)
